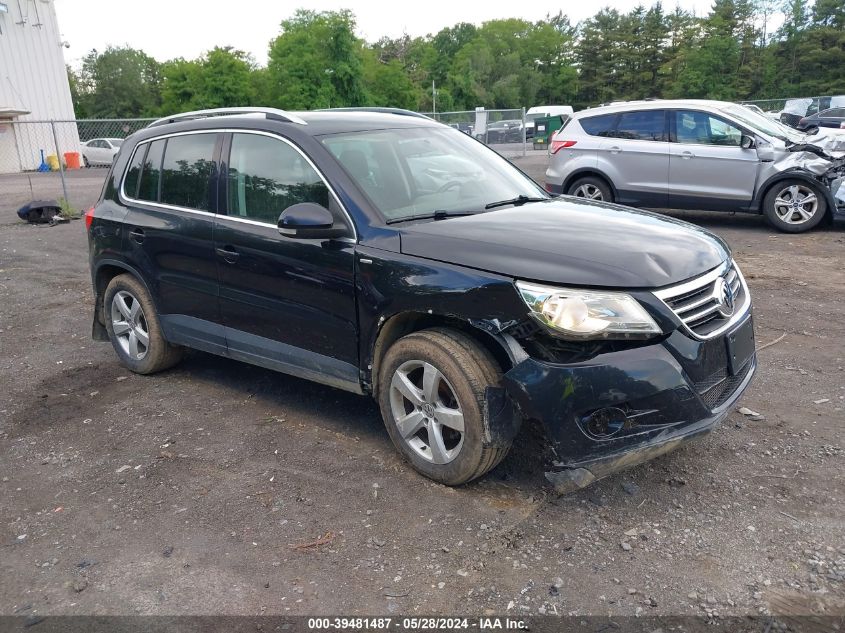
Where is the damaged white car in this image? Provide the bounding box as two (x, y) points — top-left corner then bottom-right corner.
(545, 99), (845, 233)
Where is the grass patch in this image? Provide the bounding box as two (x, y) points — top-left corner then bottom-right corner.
(58, 197), (80, 220)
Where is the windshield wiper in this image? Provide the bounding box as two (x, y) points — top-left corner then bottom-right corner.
(484, 194), (547, 210)
(385, 210), (475, 225)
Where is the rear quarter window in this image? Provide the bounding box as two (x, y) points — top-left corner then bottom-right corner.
(123, 144), (146, 198)
(160, 134), (218, 211)
(579, 114), (618, 137)
(137, 140), (165, 202)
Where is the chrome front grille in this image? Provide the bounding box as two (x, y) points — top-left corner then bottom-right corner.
(654, 262), (750, 340)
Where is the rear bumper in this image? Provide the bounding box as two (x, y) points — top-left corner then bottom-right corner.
(502, 319), (756, 493)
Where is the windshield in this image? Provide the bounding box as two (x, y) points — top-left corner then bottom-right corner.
(721, 104), (806, 143)
(526, 113), (546, 122)
(322, 127), (545, 222)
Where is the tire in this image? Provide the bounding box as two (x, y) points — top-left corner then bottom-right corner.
(103, 274), (183, 374)
(567, 176), (613, 202)
(377, 328), (511, 486)
(83, 156), (90, 168)
(762, 179), (827, 233)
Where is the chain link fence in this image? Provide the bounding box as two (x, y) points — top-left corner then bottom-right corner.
(423, 109), (531, 156)
(0, 118), (155, 216)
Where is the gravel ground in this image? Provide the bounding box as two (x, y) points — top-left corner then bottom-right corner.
(1, 159), (843, 620)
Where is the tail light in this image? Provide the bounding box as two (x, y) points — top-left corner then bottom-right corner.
(85, 206), (95, 230)
(550, 139), (577, 154)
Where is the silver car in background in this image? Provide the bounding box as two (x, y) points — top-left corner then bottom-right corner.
(545, 99), (845, 233)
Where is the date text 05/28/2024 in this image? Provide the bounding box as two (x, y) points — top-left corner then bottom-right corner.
(307, 617), (528, 630)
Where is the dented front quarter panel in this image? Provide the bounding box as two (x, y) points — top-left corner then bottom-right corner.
(779, 133), (845, 180)
(762, 133), (845, 216)
(354, 245), (528, 363)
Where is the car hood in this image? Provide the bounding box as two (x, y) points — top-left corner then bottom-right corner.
(398, 199), (730, 288)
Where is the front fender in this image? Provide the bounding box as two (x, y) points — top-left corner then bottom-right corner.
(356, 247), (528, 446)
(754, 169), (837, 215)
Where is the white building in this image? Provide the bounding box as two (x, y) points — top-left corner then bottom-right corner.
(0, 0), (79, 173)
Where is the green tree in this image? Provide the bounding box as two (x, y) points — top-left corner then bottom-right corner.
(159, 58), (201, 114)
(267, 9), (366, 109)
(362, 50), (420, 109)
(67, 66), (89, 118)
(674, 0), (759, 100)
(194, 47), (256, 109)
(76, 46), (161, 117)
(576, 9), (623, 105)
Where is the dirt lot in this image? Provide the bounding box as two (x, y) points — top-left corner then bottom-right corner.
(1, 159), (844, 620)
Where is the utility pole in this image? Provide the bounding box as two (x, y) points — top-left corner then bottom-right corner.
(432, 81), (436, 115)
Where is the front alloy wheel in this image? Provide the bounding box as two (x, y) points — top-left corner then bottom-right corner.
(389, 360), (465, 464)
(377, 328), (512, 485)
(763, 179), (826, 233)
(773, 184), (818, 225)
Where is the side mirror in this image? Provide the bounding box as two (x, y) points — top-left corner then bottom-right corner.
(740, 135), (755, 150)
(278, 203), (346, 239)
(755, 138), (775, 163)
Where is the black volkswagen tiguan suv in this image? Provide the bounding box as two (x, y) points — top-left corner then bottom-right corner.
(87, 107), (756, 492)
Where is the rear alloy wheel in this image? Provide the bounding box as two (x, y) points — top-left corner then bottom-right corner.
(104, 274), (183, 374)
(763, 180), (826, 233)
(567, 176), (613, 203)
(378, 328), (511, 485)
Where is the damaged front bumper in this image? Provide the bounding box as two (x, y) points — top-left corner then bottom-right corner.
(501, 318), (756, 494)
(778, 132), (845, 217)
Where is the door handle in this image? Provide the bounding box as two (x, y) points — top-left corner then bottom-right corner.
(609, 146), (622, 154)
(215, 246), (240, 263)
(681, 151), (695, 159)
(129, 228), (145, 244)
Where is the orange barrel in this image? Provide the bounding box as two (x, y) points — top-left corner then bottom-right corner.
(64, 152), (81, 169)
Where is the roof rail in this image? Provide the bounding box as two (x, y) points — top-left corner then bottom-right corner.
(147, 107), (307, 128)
(316, 107), (432, 120)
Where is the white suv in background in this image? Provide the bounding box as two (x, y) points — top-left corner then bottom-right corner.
(544, 99), (845, 233)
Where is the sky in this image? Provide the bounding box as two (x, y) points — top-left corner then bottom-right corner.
(54, 0), (721, 68)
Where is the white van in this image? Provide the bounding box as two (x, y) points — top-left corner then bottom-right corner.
(525, 105), (574, 138)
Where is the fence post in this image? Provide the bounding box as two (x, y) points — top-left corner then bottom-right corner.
(521, 107), (526, 157)
(50, 120), (69, 204)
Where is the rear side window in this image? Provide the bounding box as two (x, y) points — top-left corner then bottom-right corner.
(137, 140), (164, 202)
(579, 114), (618, 137)
(614, 110), (666, 141)
(160, 134), (218, 210)
(123, 144), (145, 198)
(227, 133), (330, 224)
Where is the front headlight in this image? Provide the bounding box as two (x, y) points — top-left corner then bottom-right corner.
(516, 281), (661, 339)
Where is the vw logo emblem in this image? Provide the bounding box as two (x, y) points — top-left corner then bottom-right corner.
(715, 278), (734, 317)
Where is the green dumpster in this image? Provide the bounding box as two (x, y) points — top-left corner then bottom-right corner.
(532, 114), (569, 150)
